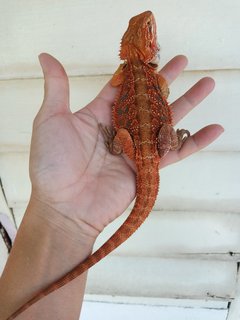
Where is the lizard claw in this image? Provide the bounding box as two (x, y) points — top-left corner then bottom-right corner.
(176, 129), (191, 148)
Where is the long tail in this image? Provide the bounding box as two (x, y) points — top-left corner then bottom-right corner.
(7, 161), (159, 319)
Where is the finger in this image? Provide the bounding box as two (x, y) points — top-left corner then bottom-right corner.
(38, 53), (70, 115)
(83, 81), (117, 125)
(160, 124), (224, 168)
(96, 81), (118, 105)
(159, 55), (188, 85)
(171, 77), (215, 125)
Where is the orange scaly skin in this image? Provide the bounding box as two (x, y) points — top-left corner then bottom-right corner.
(7, 11), (189, 319)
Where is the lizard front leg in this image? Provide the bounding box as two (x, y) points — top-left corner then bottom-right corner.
(158, 124), (190, 158)
(99, 124), (135, 160)
(157, 74), (170, 99)
(110, 63), (126, 87)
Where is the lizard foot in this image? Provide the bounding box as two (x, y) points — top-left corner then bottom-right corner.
(173, 129), (191, 150)
(158, 124), (190, 157)
(99, 124), (135, 160)
(99, 124), (122, 155)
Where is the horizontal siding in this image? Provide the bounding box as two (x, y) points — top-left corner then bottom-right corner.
(84, 295), (228, 308)
(0, 185), (12, 220)
(0, 191), (16, 272)
(0, 152), (238, 213)
(0, 236), (8, 275)
(0, 71), (239, 152)
(228, 305), (239, 320)
(86, 256), (236, 299)
(158, 151), (239, 213)
(0, 153), (31, 208)
(95, 211), (240, 257)
(0, 0), (239, 79)
(227, 271), (240, 319)
(81, 300), (228, 320)
(0, 189), (13, 273)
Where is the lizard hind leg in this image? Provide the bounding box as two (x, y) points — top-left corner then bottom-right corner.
(158, 124), (190, 158)
(99, 124), (135, 160)
(170, 128), (190, 151)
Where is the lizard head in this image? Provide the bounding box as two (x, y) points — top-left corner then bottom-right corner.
(120, 11), (160, 66)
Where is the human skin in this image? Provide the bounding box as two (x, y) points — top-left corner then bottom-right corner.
(0, 53), (224, 319)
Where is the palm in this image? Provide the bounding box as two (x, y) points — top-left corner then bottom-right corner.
(31, 53), (223, 232)
(30, 100), (136, 231)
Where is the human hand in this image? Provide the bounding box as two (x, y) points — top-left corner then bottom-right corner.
(29, 53), (223, 240)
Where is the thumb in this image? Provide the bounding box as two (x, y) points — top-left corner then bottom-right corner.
(38, 53), (70, 116)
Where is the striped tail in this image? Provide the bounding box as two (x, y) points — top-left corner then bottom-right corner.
(7, 160), (159, 320)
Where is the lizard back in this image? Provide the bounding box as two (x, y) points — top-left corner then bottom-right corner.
(113, 60), (173, 163)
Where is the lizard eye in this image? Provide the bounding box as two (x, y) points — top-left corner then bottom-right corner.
(147, 20), (153, 34)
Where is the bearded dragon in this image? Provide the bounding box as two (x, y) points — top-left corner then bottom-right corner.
(7, 10), (190, 319)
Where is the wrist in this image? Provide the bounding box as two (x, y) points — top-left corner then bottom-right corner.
(0, 195), (96, 319)
(26, 195), (98, 249)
